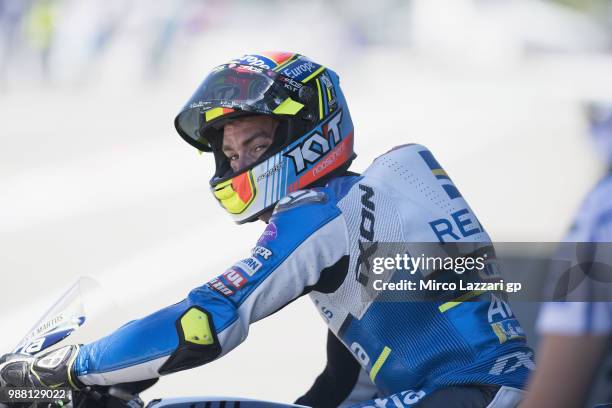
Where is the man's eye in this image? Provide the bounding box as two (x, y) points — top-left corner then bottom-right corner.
(255, 145), (269, 152)
(229, 154), (239, 161)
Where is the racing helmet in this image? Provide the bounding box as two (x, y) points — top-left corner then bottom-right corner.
(174, 52), (356, 223)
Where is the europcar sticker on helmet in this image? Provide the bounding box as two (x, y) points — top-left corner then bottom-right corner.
(280, 58), (323, 82)
(230, 55), (275, 70)
(229, 52), (297, 71)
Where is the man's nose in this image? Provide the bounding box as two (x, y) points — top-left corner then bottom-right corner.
(233, 154), (253, 173)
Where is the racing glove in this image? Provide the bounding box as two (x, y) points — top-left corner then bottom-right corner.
(0, 345), (83, 389)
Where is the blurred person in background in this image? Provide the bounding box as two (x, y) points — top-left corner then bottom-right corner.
(0, 0), (28, 89)
(522, 102), (612, 408)
(25, 0), (55, 81)
(1, 52), (534, 407)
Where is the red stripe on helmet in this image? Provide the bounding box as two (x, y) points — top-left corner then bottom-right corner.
(298, 132), (354, 189)
(232, 172), (254, 204)
(261, 51), (295, 66)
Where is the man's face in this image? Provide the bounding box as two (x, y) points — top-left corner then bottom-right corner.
(222, 116), (278, 173)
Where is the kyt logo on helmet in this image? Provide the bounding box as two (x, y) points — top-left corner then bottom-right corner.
(174, 52), (356, 223)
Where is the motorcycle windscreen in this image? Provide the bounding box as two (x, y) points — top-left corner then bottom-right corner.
(12, 277), (120, 355)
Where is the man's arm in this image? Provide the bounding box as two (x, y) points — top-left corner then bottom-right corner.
(521, 333), (608, 408)
(73, 192), (348, 386)
(521, 300), (612, 408)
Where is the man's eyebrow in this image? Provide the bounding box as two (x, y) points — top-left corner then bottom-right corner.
(223, 131), (272, 152)
(240, 131), (272, 147)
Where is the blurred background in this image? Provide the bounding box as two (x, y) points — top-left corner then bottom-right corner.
(1, 0), (612, 404)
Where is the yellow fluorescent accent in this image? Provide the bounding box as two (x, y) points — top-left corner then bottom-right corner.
(66, 345), (81, 389)
(180, 308), (214, 345)
(205, 107), (225, 122)
(492, 323), (507, 344)
(222, 194), (247, 214)
(369, 346), (391, 382)
(302, 66), (325, 83)
(214, 184), (235, 200)
(438, 290), (486, 313)
(316, 79), (323, 119)
(213, 173), (255, 214)
(216, 179), (233, 188)
(272, 98), (304, 115)
(214, 187), (248, 214)
(432, 169), (448, 176)
(30, 367), (46, 387)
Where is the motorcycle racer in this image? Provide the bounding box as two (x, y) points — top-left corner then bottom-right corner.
(0, 52), (534, 407)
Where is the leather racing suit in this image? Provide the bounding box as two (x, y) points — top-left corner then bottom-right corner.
(72, 144), (534, 406)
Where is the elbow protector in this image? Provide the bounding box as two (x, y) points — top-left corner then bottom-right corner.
(158, 306), (222, 375)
